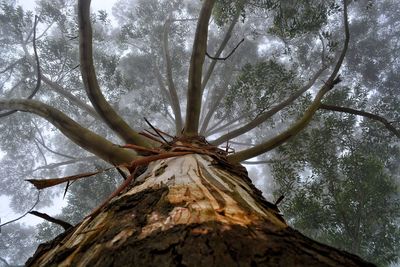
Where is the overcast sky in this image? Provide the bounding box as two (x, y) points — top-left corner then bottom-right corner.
(0, 0), (117, 226)
(21, 0), (117, 14)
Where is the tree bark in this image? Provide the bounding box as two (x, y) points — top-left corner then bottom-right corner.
(26, 154), (375, 267)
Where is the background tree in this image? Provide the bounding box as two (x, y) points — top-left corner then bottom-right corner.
(0, 0), (398, 266)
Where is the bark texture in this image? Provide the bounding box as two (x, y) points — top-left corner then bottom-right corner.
(26, 154), (375, 267)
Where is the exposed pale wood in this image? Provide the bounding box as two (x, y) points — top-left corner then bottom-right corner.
(27, 154), (375, 267)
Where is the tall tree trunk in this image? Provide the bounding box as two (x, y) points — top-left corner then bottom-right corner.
(26, 154), (375, 267)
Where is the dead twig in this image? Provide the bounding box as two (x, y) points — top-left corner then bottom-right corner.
(206, 38), (244, 61)
(29, 211), (73, 230)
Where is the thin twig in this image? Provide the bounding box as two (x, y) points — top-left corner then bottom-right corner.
(320, 104), (400, 138)
(29, 211), (72, 230)
(0, 16), (42, 118)
(144, 117), (170, 144)
(0, 191), (40, 232)
(206, 38), (244, 61)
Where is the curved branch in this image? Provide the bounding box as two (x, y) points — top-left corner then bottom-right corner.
(201, 9), (242, 92)
(199, 7), (243, 133)
(78, 0), (150, 147)
(211, 65), (327, 145)
(0, 99), (138, 165)
(319, 104), (400, 138)
(162, 19), (183, 134)
(228, 0), (350, 163)
(0, 191), (40, 229)
(184, 0), (216, 136)
(0, 16), (41, 118)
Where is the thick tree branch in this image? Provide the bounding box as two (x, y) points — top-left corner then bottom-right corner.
(162, 19), (183, 134)
(228, 0), (349, 163)
(16, 27), (99, 120)
(201, 4), (243, 92)
(0, 99), (137, 165)
(199, 7), (242, 132)
(212, 65), (327, 145)
(320, 104), (400, 138)
(78, 0), (150, 147)
(32, 118), (77, 160)
(184, 0), (216, 136)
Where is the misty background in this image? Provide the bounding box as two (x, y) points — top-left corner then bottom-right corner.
(0, 0), (399, 266)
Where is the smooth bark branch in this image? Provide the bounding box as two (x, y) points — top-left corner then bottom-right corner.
(201, 9), (242, 92)
(78, 0), (150, 147)
(199, 9), (242, 131)
(320, 104), (400, 138)
(17, 31), (99, 120)
(184, 0), (215, 136)
(162, 19), (183, 133)
(0, 99), (137, 165)
(228, 0), (349, 163)
(212, 66), (327, 145)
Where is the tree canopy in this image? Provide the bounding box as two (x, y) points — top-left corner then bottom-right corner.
(0, 0), (399, 266)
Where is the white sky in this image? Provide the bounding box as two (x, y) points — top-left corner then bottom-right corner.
(0, 0), (118, 227)
(1, 0), (271, 227)
(20, 0), (117, 13)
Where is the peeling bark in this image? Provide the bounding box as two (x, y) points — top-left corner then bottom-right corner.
(27, 154), (374, 267)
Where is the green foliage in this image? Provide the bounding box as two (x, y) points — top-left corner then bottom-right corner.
(271, 89), (400, 266)
(0, 0), (399, 265)
(269, 0), (337, 38)
(214, 0), (338, 38)
(224, 60), (299, 115)
(0, 223), (38, 265)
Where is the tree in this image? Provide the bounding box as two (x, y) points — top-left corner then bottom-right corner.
(0, 0), (398, 266)
(269, 88), (400, 265)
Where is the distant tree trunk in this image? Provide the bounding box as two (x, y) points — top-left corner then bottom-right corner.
(26, 154), (375, 267)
